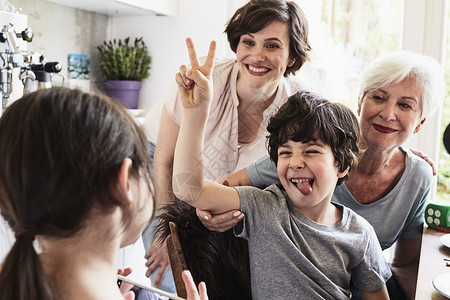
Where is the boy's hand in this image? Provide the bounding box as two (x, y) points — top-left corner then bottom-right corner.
(176, 37), (216, 110)
(144, 238), (170, 286)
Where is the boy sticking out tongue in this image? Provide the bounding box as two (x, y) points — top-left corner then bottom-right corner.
(172, 38), (391, 300)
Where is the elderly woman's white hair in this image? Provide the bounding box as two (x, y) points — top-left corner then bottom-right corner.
(358, 50), (446, 120)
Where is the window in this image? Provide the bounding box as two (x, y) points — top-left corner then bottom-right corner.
(437, 5), (450, 203)
(298, 0), (402, 112)
(301, 0), (449, 203)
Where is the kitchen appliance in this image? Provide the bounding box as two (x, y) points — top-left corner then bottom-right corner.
(20, 55), (62, 94)
(0, 23), (62, 112)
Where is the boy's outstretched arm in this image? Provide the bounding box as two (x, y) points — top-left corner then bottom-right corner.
(172, 38), (240, 214)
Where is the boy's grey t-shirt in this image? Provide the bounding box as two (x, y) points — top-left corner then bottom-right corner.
(245, 147), (432, 250)
(234, 185), (391, 300)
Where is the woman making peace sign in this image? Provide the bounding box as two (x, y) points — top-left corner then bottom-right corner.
(141, 0), (311, 293)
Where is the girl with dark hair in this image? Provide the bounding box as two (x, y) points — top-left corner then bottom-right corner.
(0, 87), (207, 300)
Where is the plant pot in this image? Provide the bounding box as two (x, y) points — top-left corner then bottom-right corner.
(103, 80), (142, 109)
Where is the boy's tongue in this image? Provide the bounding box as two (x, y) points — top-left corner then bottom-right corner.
(296, 180), (312, 196)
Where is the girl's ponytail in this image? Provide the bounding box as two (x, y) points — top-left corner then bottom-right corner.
(0, 228), (56, 300)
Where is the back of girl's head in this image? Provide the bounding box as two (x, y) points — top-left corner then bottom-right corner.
(358, 50), (446, 119)
(225, 0), (311, 76)
(267, 90), (360, 185)
(0, 87), (153, 300)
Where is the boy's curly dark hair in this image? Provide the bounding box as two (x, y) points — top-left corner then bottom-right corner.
(267, 90), (360, 185)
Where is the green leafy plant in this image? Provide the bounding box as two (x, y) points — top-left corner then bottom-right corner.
(97, 37), (151, 81)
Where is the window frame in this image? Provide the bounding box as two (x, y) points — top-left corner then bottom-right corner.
(401, 0), (447, 198)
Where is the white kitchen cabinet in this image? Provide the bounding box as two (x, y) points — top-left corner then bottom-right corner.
(43, 0), (178, 16)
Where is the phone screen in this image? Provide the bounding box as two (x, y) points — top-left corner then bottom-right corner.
(117, 275), (185, 300)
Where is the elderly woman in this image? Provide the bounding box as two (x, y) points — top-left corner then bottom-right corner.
(198, 50), (445, 299)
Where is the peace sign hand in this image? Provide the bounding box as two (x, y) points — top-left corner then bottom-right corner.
(176, 37), (216, 110)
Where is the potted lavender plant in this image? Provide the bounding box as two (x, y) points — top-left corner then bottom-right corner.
(97, 37), (151, 109)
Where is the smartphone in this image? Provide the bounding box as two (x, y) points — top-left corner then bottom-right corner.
(117, 275), (185, 300)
